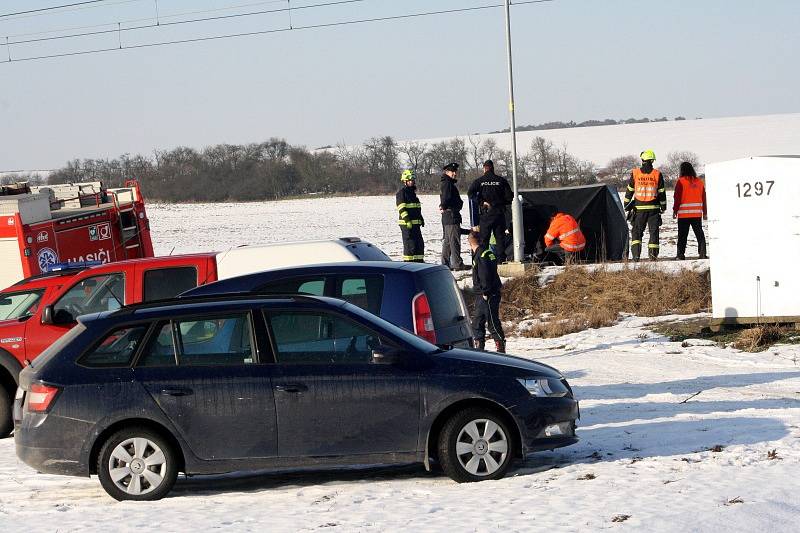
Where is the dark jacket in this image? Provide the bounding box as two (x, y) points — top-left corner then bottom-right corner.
(439, 175), (463, 225)
(472, 245), (503, 296)
(396, 186), (424, 228)
(468, 171), (513, 216)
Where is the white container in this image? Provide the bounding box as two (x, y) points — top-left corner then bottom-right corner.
(706, 156), (800, 325)
(0, 193), (51, 225)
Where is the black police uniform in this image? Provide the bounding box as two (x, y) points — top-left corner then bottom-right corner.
(471, 244), (505, 352)
(468, 170), (513, 263)
(440, 172), (465, 269)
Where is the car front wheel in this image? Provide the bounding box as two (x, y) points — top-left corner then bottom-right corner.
(438, 408), (514, 483)
(97, 427), (178, 501)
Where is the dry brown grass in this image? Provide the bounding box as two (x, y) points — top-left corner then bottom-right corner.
(732, 325), (786, 352)
(506, 265), (711, 338)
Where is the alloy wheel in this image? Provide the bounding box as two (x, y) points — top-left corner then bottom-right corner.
(107, 437), (168, 496)
(455, 418), (509, 476)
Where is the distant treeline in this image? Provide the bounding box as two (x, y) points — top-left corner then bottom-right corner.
(41, 136), (700, 202)
(490, 116), (692, 134)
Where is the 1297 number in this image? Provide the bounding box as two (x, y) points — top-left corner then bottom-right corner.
(736, 181), (774, 198)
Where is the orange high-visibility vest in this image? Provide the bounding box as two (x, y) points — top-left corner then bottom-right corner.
(674, 176), (706, 219)
(633, 168), (661, 202)
(544, 213), (586, 252)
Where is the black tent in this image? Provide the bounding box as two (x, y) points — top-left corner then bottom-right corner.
(518, 184), (628, 262)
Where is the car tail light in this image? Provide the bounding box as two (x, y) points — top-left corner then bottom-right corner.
(412, 292), (437, 344)
(27, 383), (60, 413)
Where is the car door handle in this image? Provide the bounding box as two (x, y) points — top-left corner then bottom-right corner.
(161, 388), (193, 397)
(275, 383), (308, 393)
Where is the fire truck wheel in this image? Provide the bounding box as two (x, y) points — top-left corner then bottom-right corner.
(0, 384), (12, 439)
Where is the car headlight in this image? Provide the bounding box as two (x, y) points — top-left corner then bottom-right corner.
(517, 378), (569, 397)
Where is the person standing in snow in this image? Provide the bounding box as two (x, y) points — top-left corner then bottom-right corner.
(439, 162), (468, 270)
(469, 231), (506, 353)
(468, 160), (514, 263)
(673, 162), (708, 260)
(624, 150), (667, 261)
(396, 169), (425, 262)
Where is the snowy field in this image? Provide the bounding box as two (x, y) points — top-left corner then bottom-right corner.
(6, 195), (793, 533)
(2, 315), (799, 532)
(146, 193), (708, 264)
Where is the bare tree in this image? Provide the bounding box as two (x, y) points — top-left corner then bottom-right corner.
(602, 154), (639, 188)
(399, 141), (428, 173)
(526, 137), (555, 187)
(661, 150), (701, 186)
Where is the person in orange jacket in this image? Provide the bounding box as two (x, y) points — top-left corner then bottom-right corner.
(673, 162), (707, 260)
(544, 212), (586, 262)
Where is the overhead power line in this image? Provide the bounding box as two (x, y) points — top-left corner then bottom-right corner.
(2, 0), (555, 65)
(0, 0), (112, 19)
(6, 0), (363, 46)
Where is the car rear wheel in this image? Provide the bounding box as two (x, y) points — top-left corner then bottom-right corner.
(97, 427), (178, 501)
(437, 408), (514, 483)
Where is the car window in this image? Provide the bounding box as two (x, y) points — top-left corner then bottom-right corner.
(137, 314), (255, 367)
(258, 277), (326, 296)
(53, 273), (125, 322)
(143, 267), (198, 302)
(0, 289), (44, 320)
(80, 325), (149, 367)
(137, 323), (177, 367)
(420, 269), (467, 328)
(338, 276), (383, 315)
(266, 311), (389, 364)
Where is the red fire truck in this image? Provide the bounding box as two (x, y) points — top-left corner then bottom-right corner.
(0, 180), (154, 289)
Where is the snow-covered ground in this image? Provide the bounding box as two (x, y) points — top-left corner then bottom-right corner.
(413, 113), (800, 170)
(146, 193), (708, 264)
(7, 195), (789, 532)
(1, 315), (799, 532)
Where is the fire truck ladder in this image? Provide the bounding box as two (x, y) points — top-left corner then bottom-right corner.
(110, 189), (144, 260)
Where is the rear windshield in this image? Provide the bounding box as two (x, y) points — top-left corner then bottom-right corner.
(421, 270), (467, 328)
(0, 289), (44, 320)
(347, 243), (391, 261)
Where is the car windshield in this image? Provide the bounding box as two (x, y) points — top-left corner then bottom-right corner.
(340, 301), (440, 354)
(0, 290), (45, 320)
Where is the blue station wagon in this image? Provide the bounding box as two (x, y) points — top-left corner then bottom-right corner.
(180, 261), (474, 348)
(15, 295), (579, 501)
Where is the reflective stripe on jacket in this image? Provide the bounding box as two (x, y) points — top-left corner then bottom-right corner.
(624, 167), (667, 211)
(396, 187), (424, 228)
(544, 213), (586, 252)
(673, 176), (707, 219)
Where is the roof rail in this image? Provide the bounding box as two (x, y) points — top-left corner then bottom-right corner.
(112, 293), (329, 315)
(338, 237), (362, 243)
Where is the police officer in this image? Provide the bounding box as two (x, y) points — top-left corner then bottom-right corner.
(439, 162), (468, 270)
(468, 231), (505, 353)
(468, 160), (513, 263)
(396, 169), (425, 262)
(624, 150), (667, 261)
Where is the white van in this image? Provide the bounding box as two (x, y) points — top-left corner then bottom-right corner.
(214, 237), (391, 280)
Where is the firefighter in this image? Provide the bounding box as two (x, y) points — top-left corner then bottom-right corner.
(396, 169), (425, 262)
(468, 231), (505, 353)
(673, 161), (708, 260)
(624, 149), (667, 261)
(439, 162), (468, 270)
(544, 212), (586, 263)
(467, 160), (514, 263)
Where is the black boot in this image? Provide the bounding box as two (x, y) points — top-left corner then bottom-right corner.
(474, 338), (485, 350)
(494, 339), (506, 353)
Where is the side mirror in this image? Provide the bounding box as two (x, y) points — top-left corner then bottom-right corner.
(41, 305), (54, 325)
(371, 348), (400, 365)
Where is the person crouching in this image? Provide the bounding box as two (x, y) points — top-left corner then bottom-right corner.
(468, 231), (506, 353)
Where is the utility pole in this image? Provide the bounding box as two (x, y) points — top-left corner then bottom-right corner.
(503, 0), (525, 263)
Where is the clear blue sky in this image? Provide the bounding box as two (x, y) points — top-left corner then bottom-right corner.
(1, 0), (798, 170)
